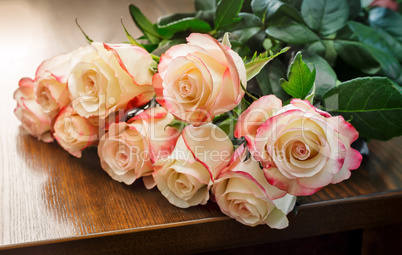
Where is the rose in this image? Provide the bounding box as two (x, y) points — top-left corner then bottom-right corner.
(212, 145), (296, 228)
(98, 107), (180, 185)
(234, 95), (282, 147)
(236, 96), (362, 196)
(53, 106), (98, 157)
(14, 78), (53, 142)
(68, 42), (156, 119)
(153, 33), (247, 126)
(34, 52), (71, 119)
(153, 123), (234, 208)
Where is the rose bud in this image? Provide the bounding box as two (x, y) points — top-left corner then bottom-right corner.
(14, 78), (53, 142)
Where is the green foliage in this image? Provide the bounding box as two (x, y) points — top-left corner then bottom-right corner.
(323, 77), (402, 140)
(157, 13), (212, 38)
(245, 47), (289, 81)
(280, 52), (316, 99)
(301, 0), (349, 36)
(129, 4), (161, 45)
(126, 0), (402, 140)
(214, 0), (244, 30)
(301, 51), (337, 99)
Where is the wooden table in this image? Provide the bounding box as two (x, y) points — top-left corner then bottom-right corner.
(1, 1), (401, 254)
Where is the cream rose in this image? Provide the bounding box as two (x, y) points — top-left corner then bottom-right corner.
(237, 97), (362, 196)
(153, 123), (234, 208)
(98, 107), (180, 185)
(53, 106), (98, 157)
(153, 33), (247, 126)
(14, 78), (53, 142)
(234, 95), (282, 151)
(34, 52), (71, 119)
(212, 145), (296, 228)
(68, 42), (155, 119)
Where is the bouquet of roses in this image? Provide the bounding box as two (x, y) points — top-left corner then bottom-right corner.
(13, 0), (402, 229)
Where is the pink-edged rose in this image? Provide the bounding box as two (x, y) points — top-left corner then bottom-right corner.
(34, 52), (71, 118)
(53, 106), (98, 157)
(68, 42), (156, 119)
(235, 95), (282, 147)
(98, 107), (180, 185)
(14, 78), (53, 142)
(153, 123), (234, 208)
(153, 33), (247, 126)
(236, 95), (362, 196)
(212, 145), (296, 228)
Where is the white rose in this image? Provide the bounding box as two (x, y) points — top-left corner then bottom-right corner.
(98, 107), (180, 185)
(34, 52), (71, 118)
(212, 145), (296, 228)
(68, 42), (155, 119)
(153, 33), (247, 126)
(14, 78), (53, 142)
(53, 106), (98, 157)
(153, 123), (234, 208)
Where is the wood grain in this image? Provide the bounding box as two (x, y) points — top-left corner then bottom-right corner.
(0, 0), (401, 254)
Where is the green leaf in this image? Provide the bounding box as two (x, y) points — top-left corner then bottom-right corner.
(245, 47), (290, 81)
(301, 0), (349, 36)
(230, 13), (263, 30)
(165, 119), (188, 132)
(302, 51), (337, 99)
(333, 40), (402, 83)
(232, 27), (262, 44)
(251, 0), (304, 25)
(129, 4), (161, 45)
(255, 58), (291, 101)
(346, 21), (394, 56)
(265, 16), (320, 44)
(120, 18), (142, 47)
(323, 77), (402, 140)
(195, 0), (216, 11)
(280, 51), (316, 99)
(372, 26), (402, 63)
(369, 7), (402, 44)
(215, 0), (244, 30)
(156, 13), (212, 38)
(347, 0), (362, 20)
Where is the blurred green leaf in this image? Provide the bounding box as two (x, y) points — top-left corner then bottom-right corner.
(334, 39), (402, 83)
(215, 0), (244, 30)
(301, 0), (349, 36)
(302, 51), (337, 99)
(232, 27), (262, 44)
(323, 77), (402, 140)
(280, 51), (316, 99)
(129, 4), (161, 44)
(230, 12), (263, 30)
(255, 58), (291, 100)
(251, 0), (304, 25)
(157, 13), (212, 38)
(265, 16), (320, 44)
(347, 0), (362, 20)
(195, 0), (217, 11)
(372, 26), (402, 63)
(369, 7), (402, 44)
